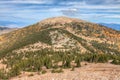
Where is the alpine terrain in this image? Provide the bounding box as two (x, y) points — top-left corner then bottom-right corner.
(0, 27), (17, 35)
(0, 17), (120, 79)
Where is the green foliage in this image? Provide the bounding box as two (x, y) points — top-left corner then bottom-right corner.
(91, 41), (120, 54)
(0, 28), (52, 59)
(82, 53), (110, 63)
(0, 18), (120, 79)
(75, 56), (81, 67)
(41, 70), (47, 74)
(111, 55), (120, 65)
(51, 68), (63, 73)
(71, 66), (75, 71)
(0, 49), (120, 79)
(8, 64), (21, 77)
(0, 69), (8, 79)
(62, 54), (72, 68)
(44, 55), (52, 69)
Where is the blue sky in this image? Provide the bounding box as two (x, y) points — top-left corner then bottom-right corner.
(0, 0), (120, 28)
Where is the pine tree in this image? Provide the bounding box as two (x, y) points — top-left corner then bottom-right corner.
(75, 56), (81, 67)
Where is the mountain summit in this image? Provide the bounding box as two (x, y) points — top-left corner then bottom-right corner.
(0, 16), (120, 56)
(39, 16), (85, 24)
(0, 17), (120, 79)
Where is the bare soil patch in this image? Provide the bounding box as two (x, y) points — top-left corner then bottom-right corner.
(11, 63), (120, 80)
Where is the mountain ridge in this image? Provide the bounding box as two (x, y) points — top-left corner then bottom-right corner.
(0, 16), (120, 55)
(0, 16), (120, 79)
(100, 23), (120, 30)
(0, 27), (18, 35)
(0, 26), (10, 30)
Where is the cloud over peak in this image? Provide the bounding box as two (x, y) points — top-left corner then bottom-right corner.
(0, 0), (120, 28)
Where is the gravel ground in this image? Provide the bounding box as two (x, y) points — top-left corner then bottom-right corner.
(11, 63), (120, 80)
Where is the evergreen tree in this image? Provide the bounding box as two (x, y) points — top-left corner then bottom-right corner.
(75, 56), (81, 67)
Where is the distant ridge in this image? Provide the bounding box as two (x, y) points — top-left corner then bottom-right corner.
(0, 26), (18, 35)
(100, 23), (120, 30)
(0, 26), (10, 30)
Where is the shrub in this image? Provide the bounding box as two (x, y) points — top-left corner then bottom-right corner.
(71, 66), (75, 71)
(112, 59), (120, 65)
(51, 68), (63, 73)
(0, 69), (8, 79)
(8, 65), (21, 77)
(41, 70), (47, 74)
(28, 73), (34, 77)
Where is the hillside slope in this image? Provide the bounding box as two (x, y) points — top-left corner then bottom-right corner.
(0, 17), (120, 79)
(0, 28), (17, 35)
(0, 16), (120, 56)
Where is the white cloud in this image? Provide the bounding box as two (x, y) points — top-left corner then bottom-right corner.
(0, 0), (53, 4)
(61, 8), (79, 16)
(77, 13), (120, 18)
(60, 1), (120, 9)
(74, 4), (120, 9)
(60, 1), (86, 5)
(4, 24), (20, 28)
(0, 0), (120, 26)
(103, 15), (120, 18)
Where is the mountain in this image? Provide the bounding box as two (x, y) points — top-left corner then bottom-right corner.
(0, 16), (120, 79)
(0, 26), (17, 35)
(0, 16), (120, 55)
(0, 26), (10, 30)
(100, 23), (120, 30)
